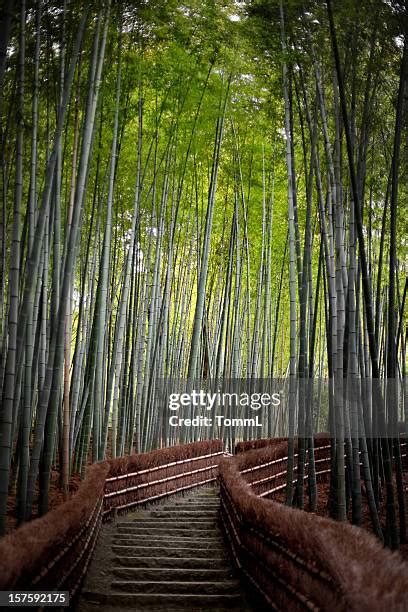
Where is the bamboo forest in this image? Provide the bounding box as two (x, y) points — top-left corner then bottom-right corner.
(0, 0), (407, 573)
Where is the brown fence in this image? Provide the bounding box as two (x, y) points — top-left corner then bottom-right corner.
(219, 438), (408, 611)
(103, 439), (223, 518)
(235, 432), (331, 454)
(235, 436), (290, 454)
(0, 439), (223, 600)
(2, 437), (407, 611)
(239, 436), (333, 498)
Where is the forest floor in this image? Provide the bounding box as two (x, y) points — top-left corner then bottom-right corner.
(6, 469), (83, 533)
(272, 476), (408, 560)
(6, 439), (114, 532)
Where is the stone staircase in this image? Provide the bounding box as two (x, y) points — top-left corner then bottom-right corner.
(77, 487), (253, 611)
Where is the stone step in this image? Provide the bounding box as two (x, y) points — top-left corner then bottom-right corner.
(83, 591), (242, 609)
(112, 567), (235, 582)
(147, 510), (218, 518)
(116, 528), (217, 538)
(112, 544), (228, 558)
(105, 592), (242, 612)
(112, 555), (230, 569)
(118, 518), (216, 527)
(170, 494), (219, 499)
(116, 521), (220, 537)
(79, 604), (246, 612)
(167, 498), (219, 504)
(113, 530), (222, 540)
(163, 503), (219, 510)
(184, 494), (219, 501)
(111, 580), (240, 595)
(112, 535), (223, 548)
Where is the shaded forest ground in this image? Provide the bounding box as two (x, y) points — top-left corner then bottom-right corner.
(5, 435), (115, 532)
(273, 477), (408, 561)
(6, 470), (82, 533)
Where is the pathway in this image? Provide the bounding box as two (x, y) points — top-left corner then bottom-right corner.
(76, 487), (254, 611)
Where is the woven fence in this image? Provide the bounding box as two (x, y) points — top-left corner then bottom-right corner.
(0, 439), (223, 600)
(219, 438), (408, 611)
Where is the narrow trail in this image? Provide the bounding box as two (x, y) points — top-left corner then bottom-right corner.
(76, 487), (254, 611)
